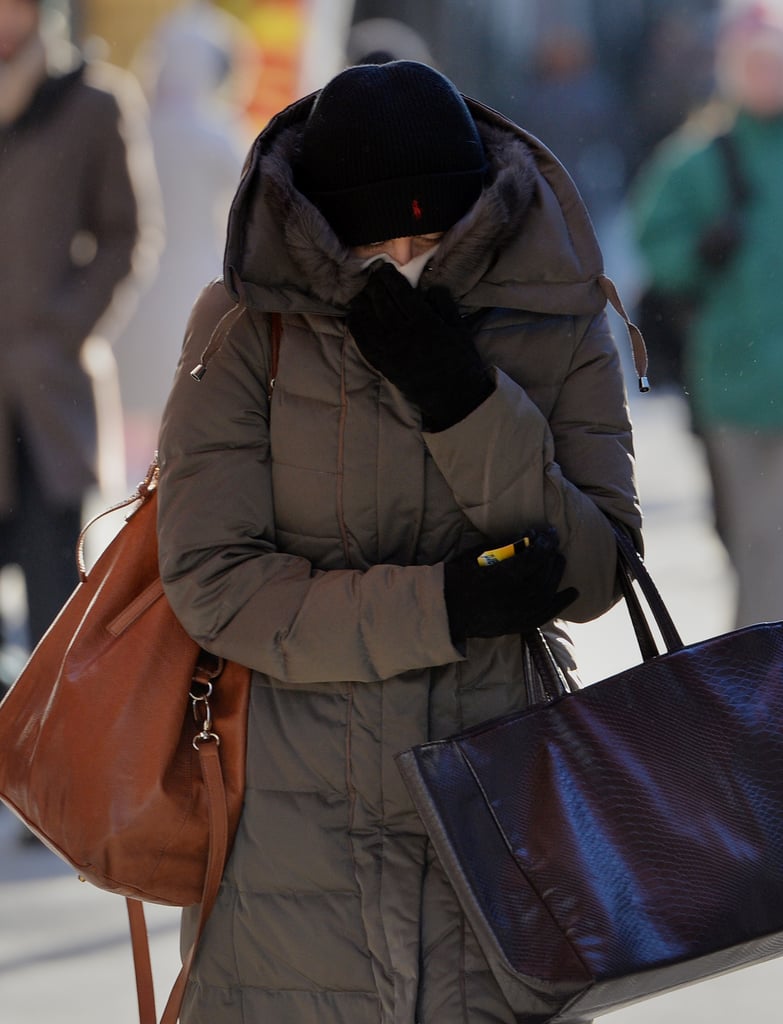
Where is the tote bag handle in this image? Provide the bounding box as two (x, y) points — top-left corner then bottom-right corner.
(527, 521), (685, 699)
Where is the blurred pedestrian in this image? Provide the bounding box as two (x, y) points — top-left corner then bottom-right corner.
(116, 0), (249, 485)
(0, 0), (159, 657)
(347, 16), (436, 67)
(157, 59), (641, 1023)
(633, 3), (783, 627)
(514, 25), (629, 243)
(629, 8), (718, 177)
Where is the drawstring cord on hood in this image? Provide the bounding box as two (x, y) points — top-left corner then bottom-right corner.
(190, 269), (248, 381)
(190, 269), (282, 402)
(190, 271), (647, 397)
(599, 274), (650, 394)
(189, 301), (246, 381)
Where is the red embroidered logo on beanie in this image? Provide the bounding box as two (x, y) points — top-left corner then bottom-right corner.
(412, 199), (423, 220)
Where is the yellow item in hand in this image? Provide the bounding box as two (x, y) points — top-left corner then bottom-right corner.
(477, 537), (529, 567)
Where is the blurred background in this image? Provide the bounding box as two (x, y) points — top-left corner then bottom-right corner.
(56, 0), (721, 161)
(5, 1), (783, 1021)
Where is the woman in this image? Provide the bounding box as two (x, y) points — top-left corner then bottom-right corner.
(158, 60), (641, 1024)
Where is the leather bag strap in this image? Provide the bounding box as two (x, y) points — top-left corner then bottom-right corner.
(121, 310), (283, 1021)
(76, 459), (159, 581)
(611, 522), (683, 654)
(127, 900), (156, 1023)
(126, 738), (230, 1024)
(525, 521), (685, 699)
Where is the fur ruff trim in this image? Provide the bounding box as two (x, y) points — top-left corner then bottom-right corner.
(252, 121), (539, 309)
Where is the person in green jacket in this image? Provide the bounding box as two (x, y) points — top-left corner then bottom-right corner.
(633, 4), (783, 628)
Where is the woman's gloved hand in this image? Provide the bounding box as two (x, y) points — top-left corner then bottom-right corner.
(443, 527), (578, 642)
(347, 262), (494, 431)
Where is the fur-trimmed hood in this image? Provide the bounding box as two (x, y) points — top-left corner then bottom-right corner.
(222, 91), (607, 317)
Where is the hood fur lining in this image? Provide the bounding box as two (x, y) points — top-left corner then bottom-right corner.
(245, 120), (540, 309)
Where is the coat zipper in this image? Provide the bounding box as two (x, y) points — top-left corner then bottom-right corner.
(336, 328), (352, 566)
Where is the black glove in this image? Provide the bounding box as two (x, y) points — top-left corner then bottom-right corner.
(347, 262), (494, 431)
(443, 527), (579, 642)
(696, 215), (743, 269)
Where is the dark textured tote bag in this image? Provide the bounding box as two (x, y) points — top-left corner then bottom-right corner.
(397, 525), (783, 1023)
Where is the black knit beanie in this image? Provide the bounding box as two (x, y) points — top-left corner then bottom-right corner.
(294, 61), (487, 247)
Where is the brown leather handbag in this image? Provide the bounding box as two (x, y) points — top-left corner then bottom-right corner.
(0, 459), (252, 1022)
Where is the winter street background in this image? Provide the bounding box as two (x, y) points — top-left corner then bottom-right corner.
(3, 387), (783, 1022)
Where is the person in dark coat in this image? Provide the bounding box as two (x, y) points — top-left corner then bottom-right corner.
(0, 0), (158, 655)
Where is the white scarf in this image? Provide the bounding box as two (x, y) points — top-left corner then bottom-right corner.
(359, 244), (442, 288)
(0, 32), (48, 127)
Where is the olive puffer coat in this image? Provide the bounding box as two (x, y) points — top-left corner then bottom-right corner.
(157, 92), (641, 1024)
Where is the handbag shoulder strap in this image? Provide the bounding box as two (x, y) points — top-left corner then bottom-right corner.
(75, 460), (158, 580)
(126, 309), (281, 1022)
(126, 738), (229, 1024)
(526, 522), (686, 701)
(611, 522), (684, 655)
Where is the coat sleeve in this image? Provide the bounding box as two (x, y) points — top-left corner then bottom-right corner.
(157, 284), (461, 683)
(423, 309), (641, 622)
